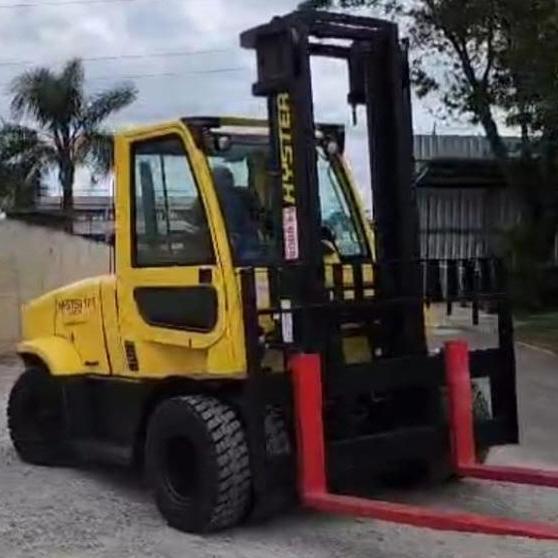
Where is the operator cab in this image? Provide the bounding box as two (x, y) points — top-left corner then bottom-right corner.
(125, 116), (376, 368)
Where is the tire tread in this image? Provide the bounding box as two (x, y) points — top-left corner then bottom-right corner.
(147, 394), (251, 532)
(7, 367), (70, 466)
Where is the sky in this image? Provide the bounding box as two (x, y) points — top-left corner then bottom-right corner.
(0, 0), (483, 204)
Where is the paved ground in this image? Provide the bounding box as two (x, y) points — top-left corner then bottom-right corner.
(0, 340), (557, 558)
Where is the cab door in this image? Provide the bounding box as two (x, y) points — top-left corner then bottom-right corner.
(113, 123), (241, 377)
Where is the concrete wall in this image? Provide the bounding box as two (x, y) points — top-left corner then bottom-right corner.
(0, 218), (111, 353)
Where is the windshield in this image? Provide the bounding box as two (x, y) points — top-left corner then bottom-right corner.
(207, 137), (368, 265)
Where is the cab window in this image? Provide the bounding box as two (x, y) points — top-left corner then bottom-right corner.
(208, 140), (277, 265)
(317, 149), (367, 258)
(206, 136), (368, 264)
(132, 135), (215, 267)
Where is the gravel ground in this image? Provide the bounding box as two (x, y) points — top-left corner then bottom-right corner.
(0, 343), (557, 558)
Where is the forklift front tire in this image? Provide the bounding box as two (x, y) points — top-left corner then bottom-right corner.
(145, 395), (251, 533)
(7, 367), (72, 466)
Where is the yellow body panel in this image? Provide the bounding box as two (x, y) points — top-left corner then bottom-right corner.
(18, 337), (83, 376)
(18, 118), (381, 381)
(20, 277), (110, 375)
(100, 275), (127, 373)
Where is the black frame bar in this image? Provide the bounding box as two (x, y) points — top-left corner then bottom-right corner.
(239, 257), (519, 488)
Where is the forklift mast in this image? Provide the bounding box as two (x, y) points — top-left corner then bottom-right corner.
(239, 11), (518, 511)
(241, 10), (425, 354)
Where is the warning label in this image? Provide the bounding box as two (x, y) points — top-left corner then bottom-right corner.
(283, 206), (299, 261)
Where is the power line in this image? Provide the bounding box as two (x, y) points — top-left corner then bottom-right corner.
(0, 0), (139, 8)
(0, 0), (264, 7)
(0, 46), (235, 69)
(0, 0), (248, 7)
(88, 66), (247, 82)
(0, 66), (250, 93)
(0, 0), (251, 7)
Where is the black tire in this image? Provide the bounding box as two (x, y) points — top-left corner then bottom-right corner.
(265, 407), (292, 459)
(7, 367), (71, 466)
(145, 395), (251, 533)
(472, 386), (491, 465)
(257, 407), (296, 517)
(428, 387), (492, 484)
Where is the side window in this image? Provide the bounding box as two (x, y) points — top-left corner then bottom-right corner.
(132, 135), (215, 267)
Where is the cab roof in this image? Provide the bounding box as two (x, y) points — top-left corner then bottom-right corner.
(183, 116), (346, 152)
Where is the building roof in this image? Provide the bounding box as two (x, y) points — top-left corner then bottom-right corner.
(414, 134), (521, 162)
(416, 158), (507, 189)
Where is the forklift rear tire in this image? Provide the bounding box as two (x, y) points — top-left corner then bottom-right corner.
(7, 367), (72, 466)
(145, 395), (251, 533)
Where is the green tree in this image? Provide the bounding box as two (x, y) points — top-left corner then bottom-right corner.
(4, 58), (137, 213)
(300, 0), (558, 302)
(0, 124), (44, 209)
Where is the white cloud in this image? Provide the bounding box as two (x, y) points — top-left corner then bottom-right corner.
(0, 0), (479, 201)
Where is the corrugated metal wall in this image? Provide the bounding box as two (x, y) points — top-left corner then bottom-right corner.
(414, 135), (557, 263)
(418, 187), (522, 260)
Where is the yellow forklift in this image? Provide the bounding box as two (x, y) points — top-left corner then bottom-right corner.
(7, 10), (518, 533)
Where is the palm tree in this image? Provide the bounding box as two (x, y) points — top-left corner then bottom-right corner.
(5, 58), (137, 213)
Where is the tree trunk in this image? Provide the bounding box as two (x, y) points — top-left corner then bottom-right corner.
(474, 104), (512, 257)
(477, 104), (509, 164)
(59, 159), (75, 232)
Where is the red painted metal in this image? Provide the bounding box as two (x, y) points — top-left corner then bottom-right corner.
(459, 464), (558, 488)
(305, 492), (558, 540)
(444, 340), (476, 467)
(290, 353), (327, 495)
(445, 340), (558, 488)
(289, 349), (558, 541)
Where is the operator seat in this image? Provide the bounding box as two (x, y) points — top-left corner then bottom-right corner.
(212, 165), (264, 263)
